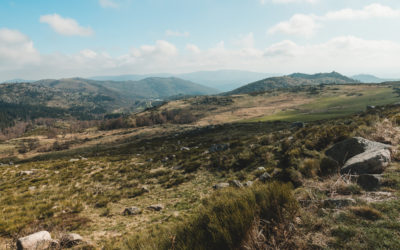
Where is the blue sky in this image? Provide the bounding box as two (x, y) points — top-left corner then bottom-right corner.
(1, 0), (400, 80)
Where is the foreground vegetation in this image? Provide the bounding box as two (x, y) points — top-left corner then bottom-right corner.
(2, 84), (400, 248)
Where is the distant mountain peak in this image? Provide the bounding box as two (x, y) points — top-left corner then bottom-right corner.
(228, 71), (358, 95)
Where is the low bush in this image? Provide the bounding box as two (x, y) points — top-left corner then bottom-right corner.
(115, 182), (298, 250)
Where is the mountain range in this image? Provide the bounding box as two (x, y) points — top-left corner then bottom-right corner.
(90, 70), (276, 91)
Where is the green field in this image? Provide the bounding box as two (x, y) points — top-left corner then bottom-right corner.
(250, 86), (400, 122)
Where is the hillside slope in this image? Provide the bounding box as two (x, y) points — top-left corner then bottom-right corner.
(228, 72), (357, 95)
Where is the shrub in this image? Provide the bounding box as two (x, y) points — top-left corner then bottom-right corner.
(300, 158), (320, 178)
(319, 157), (339, 176)
(350, 206), (382, 221)
(119, 182), (298, 250)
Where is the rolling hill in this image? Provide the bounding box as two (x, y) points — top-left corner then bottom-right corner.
(37, 77), (217, 100)
(228, 71), (358, 95)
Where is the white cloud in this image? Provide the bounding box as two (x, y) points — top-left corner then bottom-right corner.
(268, 14), (319, 37)
(165, 30), (190, 37)
(0, 28), (40, 70)
(185, 44), (201, 54)
(39, 14), (94, 36)
(99, 0), (119, 8)
(324, 3), (400, 20)
(3, 33), (400, 81)
(234, 32), (255, 48)
(260, 0), (318, 4)
(269, 4), (400, 37)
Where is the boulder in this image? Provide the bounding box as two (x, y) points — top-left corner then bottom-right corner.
(259, 172), (272, 182)
(213, 183), (230, 190)
(357, 174), (383, 191)
(123, 207), (142, 216)
(341, 149), (391, 175)
(60, 233), (83, 248)
(326, 137), (391, 166)
(17, 231), (55, 250)
(229, 180), (243, 188)
(323, 198), (355, 208)
(147, 204), (164, 211)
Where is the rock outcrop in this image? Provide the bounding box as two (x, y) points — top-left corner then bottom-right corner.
(325, 137), (391, 175)
(17, 231), (55, 250)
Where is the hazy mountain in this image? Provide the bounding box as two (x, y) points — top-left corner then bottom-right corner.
(94, 77), (218, 99)
(90, 70), (276, 91)
(177, 70), (276, 91)
(228, 72), (358, 95)
(351, 74), (399, 83)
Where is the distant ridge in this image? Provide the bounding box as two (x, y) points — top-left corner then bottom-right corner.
(351, 74), (399, 83)
(90, 70), (276, 91)
(227, 72), (358, 95)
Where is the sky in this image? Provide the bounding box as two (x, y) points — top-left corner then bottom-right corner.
(1, 0), (400, 81)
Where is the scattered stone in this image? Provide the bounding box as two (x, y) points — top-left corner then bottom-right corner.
(19, 170), (35, 176)
(209, 144), (229, 153)
(172, 165), (183, 170)
(257, 167), (266, 171)
(123, 207), (142, 216)
(291, 121), (305, 129)
(229, 180), (243, 188)
(213, 183), (230, 190)
(17, 231), (55, 250)
(323, 198), (355, 208)
(147, 204), (164, 211)
(244, 181), (253, 187)
(341, 149), (391, 175)
(141, 186), (150, 193)
(326, 137), (391, 166)
(60, 233), (83, 248)
(357, 174), (383, 191)
(259, 172), (272, 182)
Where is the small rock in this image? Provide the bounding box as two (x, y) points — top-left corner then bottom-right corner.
(213, 183), (230, 190)
(244, 181), (253, 187)
(209, 144), (229, 153)
(357, 174), (383, 191)
(147, 204), (164, 211)
(180, 147), (190, 151)
(141, 186), (150, 193)
(69, 158), (80, 162)
(60, 233), (83, 248)
(257, 167), (266, 171)
(259, 172), (272, 182)
(123, 207), (142, 216)
(19, 170), (34, 176)
(323, 198), (355, 208)
(28, 186), (36, 191)
(172, 165), (183, 170)
(229, 180), (243, 188)
(17, 231), (54, 250)
(291, 122), (305, 129)
(367, 105), (376, 110)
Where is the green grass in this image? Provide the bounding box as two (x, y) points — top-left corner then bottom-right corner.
(249, 86), (400, 122)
